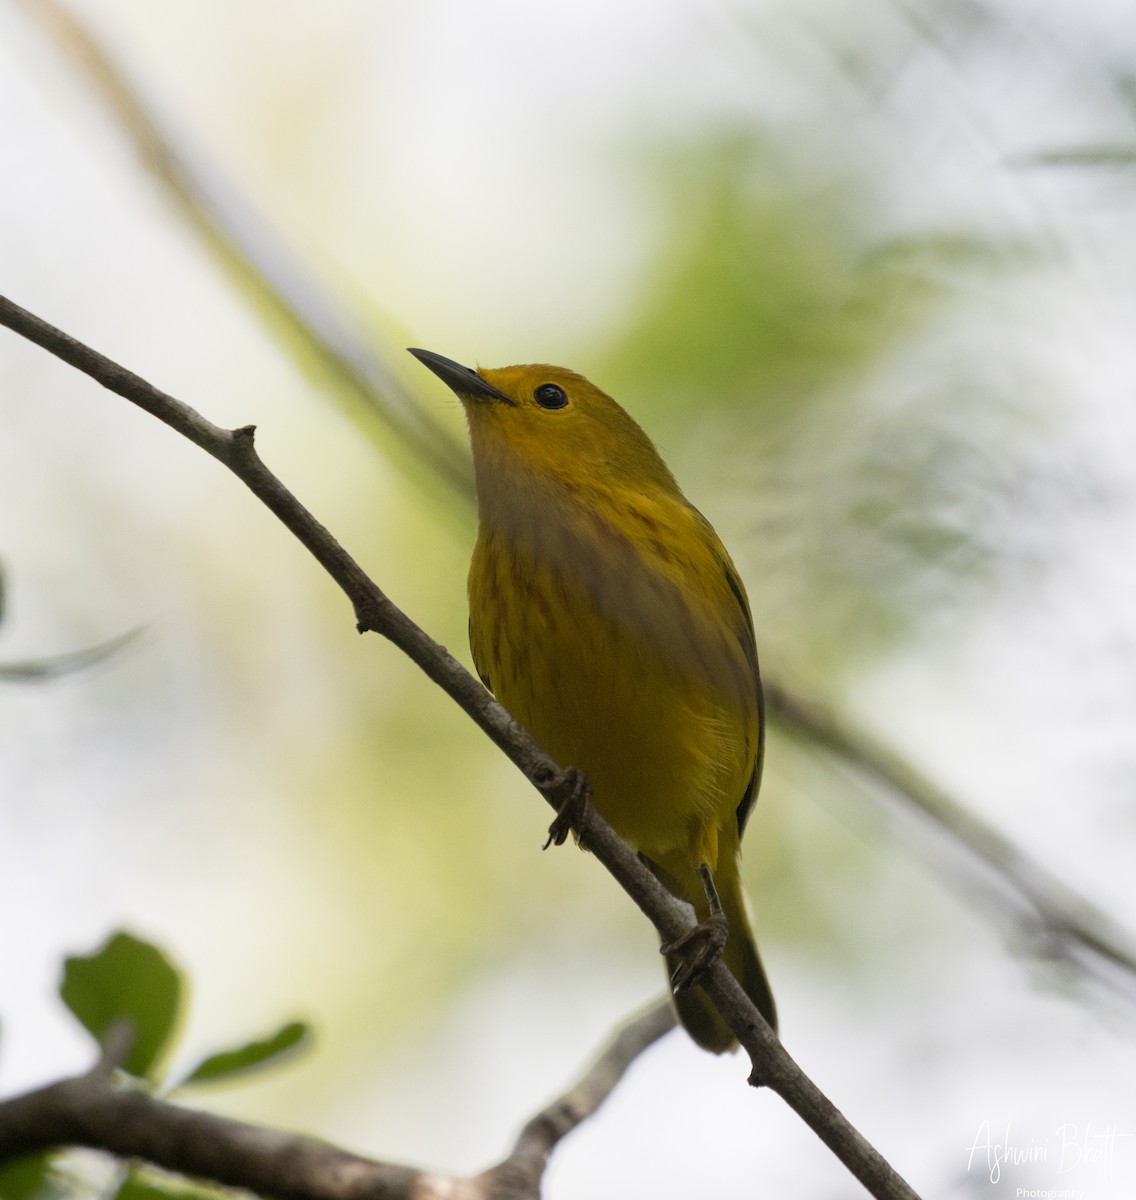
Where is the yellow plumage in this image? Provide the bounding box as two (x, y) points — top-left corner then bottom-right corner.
(410, 350), (776, 1051)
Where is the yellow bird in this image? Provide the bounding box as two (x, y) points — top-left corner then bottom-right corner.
(410, 348), (776, 1052)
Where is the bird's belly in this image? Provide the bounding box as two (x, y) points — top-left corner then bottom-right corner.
(472, 560), (748, 862)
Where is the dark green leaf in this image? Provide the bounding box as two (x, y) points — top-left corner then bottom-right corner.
(178, 1020), (312, 1087)
(0, 1153), (55, 1200)
(60, 931), (183, 1080)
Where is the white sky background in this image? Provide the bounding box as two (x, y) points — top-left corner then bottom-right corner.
(2, 1), (1136, 1198)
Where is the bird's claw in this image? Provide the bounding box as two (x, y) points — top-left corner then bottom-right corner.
(662, 913), (729, 993)
(543, 766), (591, 849)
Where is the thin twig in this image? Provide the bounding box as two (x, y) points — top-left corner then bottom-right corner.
(0, 293), (923, 1199)
(0, 627), (142, 683)
(506, 1000), (675, 1163)
(91, 1019), (135, 1081)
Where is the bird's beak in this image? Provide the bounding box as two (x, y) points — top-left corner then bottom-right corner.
(408, 348), (514, 405)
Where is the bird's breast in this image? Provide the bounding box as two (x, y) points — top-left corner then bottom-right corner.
(468, 503), (755, 858)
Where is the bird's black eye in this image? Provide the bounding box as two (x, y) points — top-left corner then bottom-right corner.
(534, 383), (568, 410)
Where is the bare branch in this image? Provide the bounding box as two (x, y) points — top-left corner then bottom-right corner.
(0, 1068), (423, 1200)
(0, 1002), (664, 1200)
(0, 293), (923, 1199)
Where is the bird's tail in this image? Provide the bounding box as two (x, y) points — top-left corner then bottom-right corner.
(664, 852), (777, 1054)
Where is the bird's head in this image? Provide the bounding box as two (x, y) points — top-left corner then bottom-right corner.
(408, 349), (678, 498)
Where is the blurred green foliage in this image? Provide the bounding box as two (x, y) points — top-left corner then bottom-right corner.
(597, 131), (1044, 684)
(0, 1154), (60, 1200)
(179, 1020), (310, 1088)
(605, 133), (936, 412)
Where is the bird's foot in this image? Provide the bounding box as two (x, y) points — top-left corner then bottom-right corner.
(662, 912), (729, 993)
(542, 766), (591, 849)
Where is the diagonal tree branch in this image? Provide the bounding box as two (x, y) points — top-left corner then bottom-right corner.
(13, 0), (1134, 1009)
(0, 292), (923, 1199)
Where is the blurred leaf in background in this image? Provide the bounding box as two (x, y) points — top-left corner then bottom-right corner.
(61, 932), (183, 1081)
(0, 1153), (59, 1200)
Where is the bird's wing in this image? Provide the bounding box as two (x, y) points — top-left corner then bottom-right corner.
(469, 615), (494, 693)
(714, 547), (765, 837)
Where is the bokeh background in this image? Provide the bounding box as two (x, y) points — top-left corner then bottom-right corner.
(2, 0), (1136, 1196)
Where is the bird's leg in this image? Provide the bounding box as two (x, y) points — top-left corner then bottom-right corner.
(542, 766), (592, 849)
(661, 864), (730, 993)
